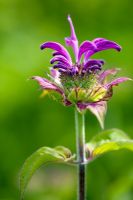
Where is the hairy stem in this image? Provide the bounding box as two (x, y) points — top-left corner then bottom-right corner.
(75, 108), (86, 200)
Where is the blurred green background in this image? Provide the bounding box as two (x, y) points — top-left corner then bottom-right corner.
(0, 0), (133, 199)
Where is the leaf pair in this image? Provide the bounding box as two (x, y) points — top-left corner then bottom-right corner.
(20, 129), (133, 199)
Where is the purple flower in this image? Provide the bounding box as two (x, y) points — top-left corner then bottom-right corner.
(33, 15), (131, 128)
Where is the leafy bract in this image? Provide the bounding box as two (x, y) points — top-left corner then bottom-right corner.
(20, 146), (75, 199)
(86, 129), (133, 159)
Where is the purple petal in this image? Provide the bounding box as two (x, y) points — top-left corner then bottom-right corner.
(40, 41), (72, 64)
(84, 59), (104, 70)
(50, 68), (60, 79)
(32, 76), (64, 95)
(58, 69), (67, 73)
(84, 51), (95, 62)
(84, 38), (122, 61)
(65, 15), (79, 62)
(71, 66), (78, 75)
(99, 68), (119, 83)
(50, 69), (61, 85)
(78, 41), (96, 62)
(50, 55), (71, 66)
(105, 77), (131, 89)
(88, 65), (102, 71)
(77, 101), (107, 129)
(93, 38), (121, 52)
(53, 51), (67, 57)
(53, 63), (68, 70)
(67, 15), (77, 41)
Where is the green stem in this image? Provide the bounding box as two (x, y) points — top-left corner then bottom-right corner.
(75, 108), (86, 200)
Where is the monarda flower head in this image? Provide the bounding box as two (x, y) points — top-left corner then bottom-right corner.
(33, 15), (130, 128)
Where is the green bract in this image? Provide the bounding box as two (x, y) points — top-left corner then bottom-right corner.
(60, 73), (108, 104)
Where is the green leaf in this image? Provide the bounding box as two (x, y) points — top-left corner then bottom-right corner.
(86, 129), (133, 159)
(20, 146), (75, 199)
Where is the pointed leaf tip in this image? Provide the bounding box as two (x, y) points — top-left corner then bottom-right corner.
(20, 146), (75, 199)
